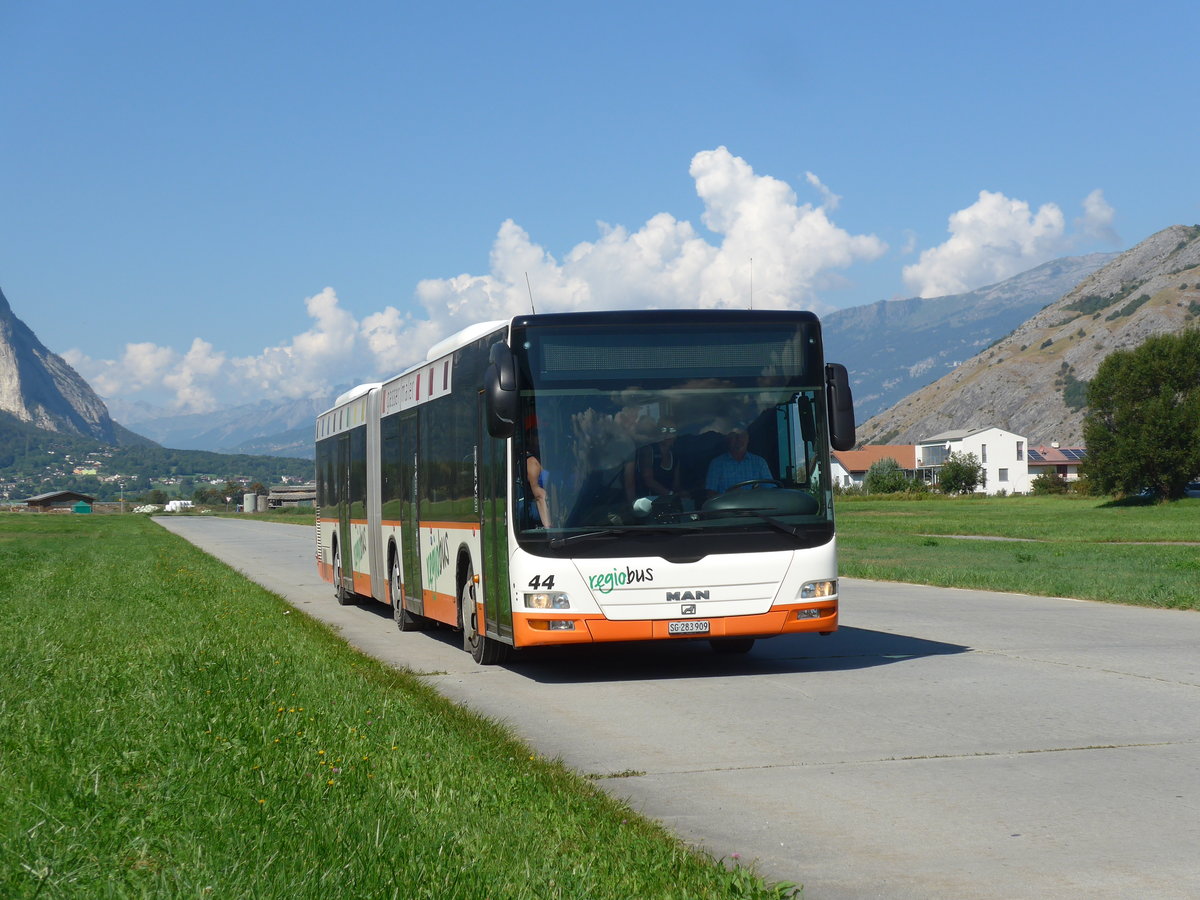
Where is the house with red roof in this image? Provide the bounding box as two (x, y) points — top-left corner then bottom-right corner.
(830, 445), (917, 489)
(1027, 444), (1086, 482)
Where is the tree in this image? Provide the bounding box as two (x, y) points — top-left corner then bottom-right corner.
(864, 457), (909, 494)
(1082, 330), (1200, 500)
(938, 451), (983, 494)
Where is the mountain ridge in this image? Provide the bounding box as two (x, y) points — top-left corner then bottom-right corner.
(0, 287), (118, 442)
(858, 225), (1200, 446)
(822, 253), (1117, 421)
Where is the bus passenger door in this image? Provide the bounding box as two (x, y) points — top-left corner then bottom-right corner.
(398, 410), (423, 615)
(336, 432), (352, 592)
(479, 394), (513, 641)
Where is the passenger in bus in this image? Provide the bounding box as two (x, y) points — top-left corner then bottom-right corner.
(525, 427), (552, 527)
(705, 423), (772, 496)
(632, 417), (681, 499)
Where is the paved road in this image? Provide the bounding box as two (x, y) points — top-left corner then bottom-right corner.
(156, 516), (1200, 899)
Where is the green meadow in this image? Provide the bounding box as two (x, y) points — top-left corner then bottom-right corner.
(836, 494), (1200, 610)
(0, 514), (795, 899)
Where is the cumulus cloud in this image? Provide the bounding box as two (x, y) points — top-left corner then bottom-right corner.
(75, 148), (889, 411)
(902, 189), (1120, 298)
(1077, 188), (1119, 244)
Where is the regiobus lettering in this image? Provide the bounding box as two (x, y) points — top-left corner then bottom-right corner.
(587, 566), (655, 594)
(315, 310), (856, 664)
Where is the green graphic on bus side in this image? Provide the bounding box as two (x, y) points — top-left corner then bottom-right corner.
(353, 529), (366, 568)
(425, 530), (451, 587)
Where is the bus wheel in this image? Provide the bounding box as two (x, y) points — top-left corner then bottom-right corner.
(333, 546), (353, 606)
(391, 555), (424, 632)
(710, 637), (755, 654)
(460, 570), (509, 666)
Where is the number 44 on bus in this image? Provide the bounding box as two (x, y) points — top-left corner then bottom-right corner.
(315, 309), (856, 665)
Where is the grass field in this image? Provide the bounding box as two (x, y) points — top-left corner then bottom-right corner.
(0, 514), (795, 899)
(837, 494), (1200, 610)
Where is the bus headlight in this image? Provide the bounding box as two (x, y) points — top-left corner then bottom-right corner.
(525, 591), (571, 609)
(800, 580), (837, 599)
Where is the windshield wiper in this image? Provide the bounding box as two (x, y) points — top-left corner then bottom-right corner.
(547, 525), (699, 549)
(669, 507), (805, 538)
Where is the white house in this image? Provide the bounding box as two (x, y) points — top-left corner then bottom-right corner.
(915, 427), (1031, 495)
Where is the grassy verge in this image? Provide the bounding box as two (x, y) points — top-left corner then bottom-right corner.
(0, 515), (795, 899)
(837, 495), (1200, 610)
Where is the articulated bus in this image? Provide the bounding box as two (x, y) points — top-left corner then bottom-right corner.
(315, 309), (856, 664)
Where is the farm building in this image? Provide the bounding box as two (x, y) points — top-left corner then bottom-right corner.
(22, 490), (96, 513)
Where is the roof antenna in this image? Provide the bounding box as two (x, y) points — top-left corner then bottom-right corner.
(525, 272), (537, 314)
(749, 257), (754, 310)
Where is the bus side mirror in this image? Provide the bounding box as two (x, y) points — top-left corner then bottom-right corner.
(826, 363), (856, 452)
(485, 341), (518, 438)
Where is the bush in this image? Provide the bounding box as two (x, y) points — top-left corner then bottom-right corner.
(863, 457), (909, 494)
(1031, 472), (1069, 495)
(938, 452), (983, 494)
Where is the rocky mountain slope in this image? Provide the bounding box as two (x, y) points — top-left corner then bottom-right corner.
(0, 286), (118, 442)
(858, 225), (1200, 446)
(823, 253), (1116, 421)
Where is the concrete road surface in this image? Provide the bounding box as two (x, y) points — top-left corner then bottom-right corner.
(155, 516), (1200, 899)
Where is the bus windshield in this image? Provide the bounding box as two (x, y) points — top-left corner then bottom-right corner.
(510, 319), (835, 552)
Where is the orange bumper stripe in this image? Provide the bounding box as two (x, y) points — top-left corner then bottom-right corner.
(512, 601), (837, 648)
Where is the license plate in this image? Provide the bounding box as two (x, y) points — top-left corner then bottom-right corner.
(668, 620), (710, 635)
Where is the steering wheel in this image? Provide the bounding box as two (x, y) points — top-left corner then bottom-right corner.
(726, 479), (788, 491)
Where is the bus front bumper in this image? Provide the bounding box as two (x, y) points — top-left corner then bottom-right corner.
(512, 599), (837, 648)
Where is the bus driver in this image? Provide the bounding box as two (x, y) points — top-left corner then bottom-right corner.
(705, 423), (772, 496)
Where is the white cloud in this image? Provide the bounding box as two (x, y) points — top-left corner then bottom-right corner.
(902, 191), (1067, 298)
(902, 189), (1120, 298)
(78, 148), (889, 411)
(1077, 188), (1118, 244)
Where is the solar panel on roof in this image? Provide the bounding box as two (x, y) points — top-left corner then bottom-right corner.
(1028, 448), (1045, 462)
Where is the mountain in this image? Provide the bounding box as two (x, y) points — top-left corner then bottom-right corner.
(229, 422), (313, 458)
(822, 253), (1117, 421)
(857, 225), (1200, 446)
(0, 286), (118, 442)
(111, 391), (343, 458)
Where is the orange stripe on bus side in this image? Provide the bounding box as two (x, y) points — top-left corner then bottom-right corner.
(353, 572), (373, 596)
(422, 589), (458, 627)
(419, 521), (480, 532)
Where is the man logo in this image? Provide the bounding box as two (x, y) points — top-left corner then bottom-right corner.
(666, 590), (710, 602)
(681, 604), (697, 615)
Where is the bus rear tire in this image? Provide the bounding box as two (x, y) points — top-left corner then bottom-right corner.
(460, 571), (509, 666)
(333, 545), (353, 606)
(390, 555), (425, 632)
(710, 637), (755, 654)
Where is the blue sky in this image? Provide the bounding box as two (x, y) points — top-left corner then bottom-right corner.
(2, 0), (1197, 415)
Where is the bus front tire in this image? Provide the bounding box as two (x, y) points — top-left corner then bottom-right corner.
(333, 546), (353, 606)
(460, 572), (509, 666)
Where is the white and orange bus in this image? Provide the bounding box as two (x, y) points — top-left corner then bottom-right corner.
(316, 310), (856, 664)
